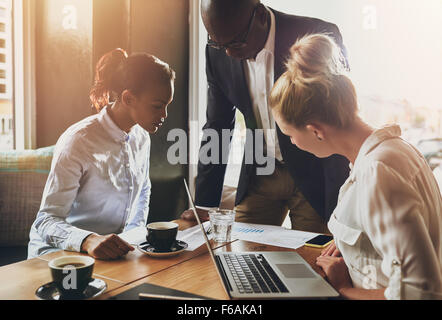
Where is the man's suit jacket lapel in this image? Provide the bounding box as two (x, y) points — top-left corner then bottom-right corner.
(273, 9), (291, 82)
(230, 56), (258, 130)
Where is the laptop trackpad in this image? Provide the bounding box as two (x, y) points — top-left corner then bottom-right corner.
(276, 264), (316, 278)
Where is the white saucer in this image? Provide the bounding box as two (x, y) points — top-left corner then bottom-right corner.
(137, 240), (188, 258)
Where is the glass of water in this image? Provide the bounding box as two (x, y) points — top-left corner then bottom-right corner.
(208, 209), (236, 243)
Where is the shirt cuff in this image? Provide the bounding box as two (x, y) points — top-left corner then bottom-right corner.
(65, 228), (95, 253)
(195, 205), (219, 212)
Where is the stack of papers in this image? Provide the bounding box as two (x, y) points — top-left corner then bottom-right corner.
(175, 221), (213, 251)
(118, 222), (213, 251)
(118, 226), (147, 246)
(118, 222), (320, 252)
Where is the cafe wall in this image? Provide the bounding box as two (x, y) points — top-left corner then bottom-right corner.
(34, 0), (189, 221)
(129, 0), (189, 222)
(35, 0), (93, 148)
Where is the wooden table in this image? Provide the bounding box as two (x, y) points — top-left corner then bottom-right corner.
(0, 220), (327, 300)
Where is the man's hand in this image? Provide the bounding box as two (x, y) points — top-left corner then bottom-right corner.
(316, 255), (353, 292)
(180, 207), (210, 222)
(320, 240), (341, 257)
(81, 234), (134, 260)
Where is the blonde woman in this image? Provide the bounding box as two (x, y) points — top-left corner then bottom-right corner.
(269, 34), (442, 299)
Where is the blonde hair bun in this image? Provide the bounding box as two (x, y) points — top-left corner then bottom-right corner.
(270, 33), (357, 129)
(286, 34), (346, 88)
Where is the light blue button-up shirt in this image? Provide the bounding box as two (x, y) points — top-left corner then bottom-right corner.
(28, 105), (151, 258)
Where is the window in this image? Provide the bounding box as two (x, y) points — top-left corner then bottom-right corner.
(264, 0), (442, 144)
(190, 0), (442, 192)
(0, 0), (12, 150)
(189, 0), (246, 190)
(0, 0), (36, 150)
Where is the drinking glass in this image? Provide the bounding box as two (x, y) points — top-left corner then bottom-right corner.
(208, 209), (236, 243)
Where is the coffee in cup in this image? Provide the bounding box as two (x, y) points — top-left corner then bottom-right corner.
(146, 222), (178, 252)
(48, 255), (95, 299)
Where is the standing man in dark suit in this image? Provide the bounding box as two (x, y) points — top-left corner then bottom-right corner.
(181, 0), (350, 233)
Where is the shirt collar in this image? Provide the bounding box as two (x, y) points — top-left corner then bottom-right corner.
(350, 124), (402, 171)
(98, 103), (130, 143)
(263, 7), (276, 54)
(249, 6), (275, 61)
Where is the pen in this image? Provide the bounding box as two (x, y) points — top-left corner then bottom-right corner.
(138, 293), (204, 300)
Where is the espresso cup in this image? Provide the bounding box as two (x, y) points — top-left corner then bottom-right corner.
(146, 221), (178, 252)
(48, 255), (95, 299)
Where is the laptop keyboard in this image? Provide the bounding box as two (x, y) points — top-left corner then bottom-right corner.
(224, 254), (289, 294)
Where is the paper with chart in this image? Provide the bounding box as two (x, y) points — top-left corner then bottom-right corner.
(231, 222), (320, 250)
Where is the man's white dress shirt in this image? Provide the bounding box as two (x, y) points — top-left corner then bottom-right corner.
(243, 7), (283, 162)
(28, 105), (151, 258)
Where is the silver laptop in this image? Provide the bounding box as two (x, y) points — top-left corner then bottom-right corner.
(183, 180), (339, 299)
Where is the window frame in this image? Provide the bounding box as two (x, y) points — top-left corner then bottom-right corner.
(188, 0), (248, 194)
(188, 0), (207, 196)
(12, 0), (36, 150)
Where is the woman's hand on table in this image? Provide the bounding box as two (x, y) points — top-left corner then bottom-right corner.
(316, 255), (353, 293)
(316, 255), (387, 300)
(81, 233), (134, 260)
(320, 240), (341, 257)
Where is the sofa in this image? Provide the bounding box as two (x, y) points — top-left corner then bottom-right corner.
(0, 145), (237, 267)
(0, 146), (54, 266)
